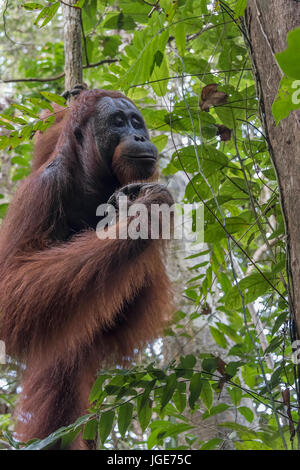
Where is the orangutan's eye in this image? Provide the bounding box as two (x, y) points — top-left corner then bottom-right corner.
(131, 116), (143, 129)
(114, 114), (125, 127)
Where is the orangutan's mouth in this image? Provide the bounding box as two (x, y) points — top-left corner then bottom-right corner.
(126, 154), (157, 162)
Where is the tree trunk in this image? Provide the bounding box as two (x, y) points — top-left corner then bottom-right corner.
(244, 0), (300, 333)
(62, 0), (82, 91)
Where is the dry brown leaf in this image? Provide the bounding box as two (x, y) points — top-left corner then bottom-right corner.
(217, 357), (227, 376)
(216, 124), (231, 142)
(200, 83), (228, 112)
(282, 388), (295, 439)
(201, 302), (212, 315)
(216, 357), (228, 393)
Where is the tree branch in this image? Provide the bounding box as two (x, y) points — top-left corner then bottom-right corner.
(1, 59), (118, 84)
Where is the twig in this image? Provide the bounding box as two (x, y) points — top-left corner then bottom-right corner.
(148, 0), (160, 18)
(79, 8), (89, 66)
(129, 69), (252, 88)
(1, 59), (117, 84)
(2, 0), (32, 46)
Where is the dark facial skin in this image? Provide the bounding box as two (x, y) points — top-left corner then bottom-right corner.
(92, 97), (158, 180)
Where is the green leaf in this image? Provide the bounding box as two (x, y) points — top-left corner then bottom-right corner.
(26, 97), (53, 112)
(218, 421), (257, 435)
(151, 134), (168, 153)
(173, 389), (187, 413)
(172, 144), (229, 175)
(0, 204), (9, 218)
(118, 402), (133, 438)
(276, 27), (300, 79)
(89, 375), (110, 402)
(202, 357), (218, 373)
(99, 410), (115, 444)
(0, 119), (14, 130)
(151, 50), (164, 73)
(23, 418), (90, 450)
(175, 23), (186, 56)
(234, 0), (247, 18)
(189, 373), (202, 409)
(137, 396), (152, 432)
(120, 28), (169, 91)
(60, 428), (81, 450)
(148, 421), (194, 449)
(216, 322), (239, 342)
(83, 418), (98, 440)
(151, 53), (169, 97)
(272, 312), (288, 336)
(161, 373), (177, 410)
(139, 379), (156, 409)
(179, 354), (196, 369)
(222, 272), (273, 310)
(11, 157), (30, 167)
(200, 438), (222, 450)
(209, 326), (227, 349)
(40, 91), (66, 107)
(103, 35), (121, 58)
(264, 336), (283, 355)
(225, 361), (244, 378)
(103, 12), (136, 31)
(201, 380), (213, 411)
(163, 0), (178, 22)
(22, 2), (42, 11)
(272, 77), (300, 124)
(34, 2), (60, 28)
(117, 0), (149, 22)
(202, 403), (230, 420)
(0, 113), (27, 125)
(74, 0), (86, 7)
(238, 406), (254, 423)
(228, 387), (242, 406)
(235, 441), (272, 450)
(13, 104), (38, 119)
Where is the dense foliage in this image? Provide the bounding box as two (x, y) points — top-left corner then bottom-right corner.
(0, 0), (299, 450)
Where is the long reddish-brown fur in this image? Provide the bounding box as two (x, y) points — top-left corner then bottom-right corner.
(0, 89), (174, 449)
